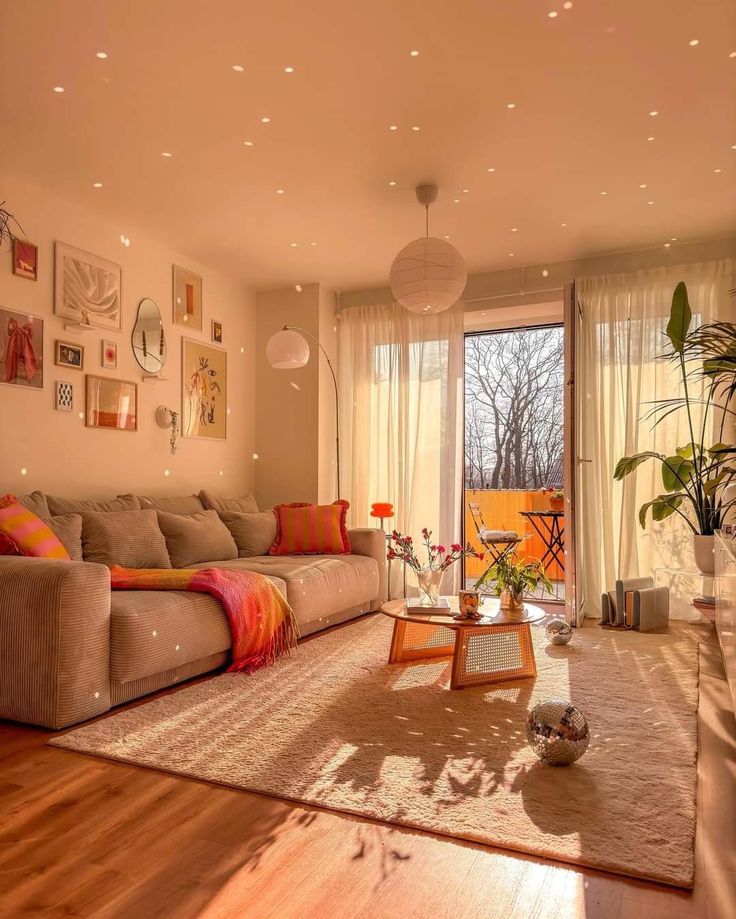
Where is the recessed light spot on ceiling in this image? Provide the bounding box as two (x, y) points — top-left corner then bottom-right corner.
(511, 227), (518, 232)
(243, 140), (254, 146)
(409, 49), (419, 57)
(649, 110), (659, 117)
(647, 136), (655, 141)
(714, 168), (723, 173)
(600, 191), (607, 196)
(462, 188), (469, 193)
(561, 222), (568, 227)
(731, 144), (736, 150)
(96, 51), (108, 59)
(310, 241), (317, 246)
(563, 1), (573, 7)
(671, 237), (678, 241)
(161, 151), (173, 157)
(444, 234), (450, 239)
(506, 102), (516, 109)
(542, 269), (550, 277)
(664, 242), (671, 248)
(93, 182), (103, 188)
(730, 51), (736, 58)
(388, 181), (397, 186)
(260, 116), (271, 124)
(284, 66), (295, 73)
(508, 252), (515, 257)
(487, 167), (495, 173)
(389, 125), (398, 131)
(295, 284), (302, 292)
(548, 11), (558, 19)
(453, 199), (460, 204)
(688, 39), (700, 47)
(290, 242), (298, 247)
(647, 200), (654, 205)
(639, 183), (648, 188)
(53, 86), (65, 93)
(276, 188), (285, 194)
(232, 64), (244, 72)
(411, 125), (420, 132)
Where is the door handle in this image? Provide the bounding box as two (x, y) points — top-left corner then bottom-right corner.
(577, 458), (592, 464)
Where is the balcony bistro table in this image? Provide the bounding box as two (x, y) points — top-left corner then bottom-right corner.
(380, 596), (545, 689)
(519, 510), (565, 576)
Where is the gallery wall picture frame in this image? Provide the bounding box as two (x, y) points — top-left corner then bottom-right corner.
(54, 241), (122, 331)
(173, 265), (203, 330)
(0, 307), (44, 390)
(101, 339), (117, 369)
(181, 337), (227, 440)
(55, 381), (73, 412)
(12, 239), (38, 281)
(85, 374), (138, 431)
(55, 340), (84, 370)
(211, 319), (223, 343)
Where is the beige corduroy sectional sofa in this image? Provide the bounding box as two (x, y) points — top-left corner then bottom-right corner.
(0, 490), (387, 730)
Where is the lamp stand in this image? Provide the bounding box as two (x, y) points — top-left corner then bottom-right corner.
(282, 325), (341, 499)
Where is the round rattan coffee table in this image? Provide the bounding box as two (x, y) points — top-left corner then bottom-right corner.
(380, 596), (545, 690)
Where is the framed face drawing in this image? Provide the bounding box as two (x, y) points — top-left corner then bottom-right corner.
(181, 338), (227, 439)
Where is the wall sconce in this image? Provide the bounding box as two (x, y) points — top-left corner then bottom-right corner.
(155, 406), (179, 455)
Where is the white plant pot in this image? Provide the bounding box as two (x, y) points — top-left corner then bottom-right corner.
(693, 535), (715, 575)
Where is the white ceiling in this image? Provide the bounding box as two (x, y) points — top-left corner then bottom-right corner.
(1, 0), (735, 291)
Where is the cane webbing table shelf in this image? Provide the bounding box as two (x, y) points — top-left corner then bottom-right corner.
(380, 597), (545, 689)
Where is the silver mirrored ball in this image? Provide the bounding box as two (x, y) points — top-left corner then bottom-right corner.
(546, 617), (573, 645)
(526, 699), (590, 766)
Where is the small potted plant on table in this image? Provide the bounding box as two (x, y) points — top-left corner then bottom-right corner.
(474, 550), (553, 616)
(542, 487), (564, 512)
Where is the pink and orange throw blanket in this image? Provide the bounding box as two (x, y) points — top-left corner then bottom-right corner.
(110, 566), (299, 673)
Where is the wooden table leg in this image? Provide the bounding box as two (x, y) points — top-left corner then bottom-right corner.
(450, 622), (537, 689)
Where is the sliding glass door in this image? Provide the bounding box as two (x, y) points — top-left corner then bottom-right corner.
(463, 324), (566, 603)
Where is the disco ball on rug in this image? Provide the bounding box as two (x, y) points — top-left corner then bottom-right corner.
(526, 699), (590, 766)
(545, 618), (573, 645)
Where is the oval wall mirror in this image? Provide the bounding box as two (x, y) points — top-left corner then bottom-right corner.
(131, 298), (167, 375)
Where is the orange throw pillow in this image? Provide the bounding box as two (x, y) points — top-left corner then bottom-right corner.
(270, 500), (351, 556)
(0, 495), (70, 560)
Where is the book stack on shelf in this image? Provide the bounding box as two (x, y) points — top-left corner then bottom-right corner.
(601, 577), (669, 631)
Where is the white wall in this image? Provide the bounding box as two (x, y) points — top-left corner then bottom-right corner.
(0, 173), (257, 499)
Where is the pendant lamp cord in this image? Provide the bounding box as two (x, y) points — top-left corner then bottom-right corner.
(425, 204), (429, 237)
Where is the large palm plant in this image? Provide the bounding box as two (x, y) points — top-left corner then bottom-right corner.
(614, 282), (736, 537)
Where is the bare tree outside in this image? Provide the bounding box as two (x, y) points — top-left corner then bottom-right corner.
(464, 327), (564, 490)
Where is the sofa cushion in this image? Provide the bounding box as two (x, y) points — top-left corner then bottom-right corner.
(48, 494), (141, 515)
(82, 509), (171, 568)
(156, 509), (238, 567)
(43, 514), (83, 561)
(189, 554), (378, 627)
(14, 491), (50, 517)
(270, 500), (351, 556)
(0, 498), (70, 560)
(219, 510), (277, 558)
(134, 494), (206, 515)
(110, 573), (289, 682)
(199, 490), (258, 514)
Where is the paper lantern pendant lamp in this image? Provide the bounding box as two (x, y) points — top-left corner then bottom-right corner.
(390, 184), (467, 314)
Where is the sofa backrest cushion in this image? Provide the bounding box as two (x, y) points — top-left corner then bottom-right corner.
(82, 509), (171, 568)
(0, 497), (71, 560)
(134, 494), (206, 515)
(156, 509), (238, 567)
(199, 490), (258, 514)
(48, 494), (141, 515)
(43, 514), (83, 561)
(219, 510), (278, 558)
(270, 500), (351, 556)
(12, 491), (50, 517)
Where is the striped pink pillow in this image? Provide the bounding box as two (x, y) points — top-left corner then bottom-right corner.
(0, 496), (70, 560)
(270, 500), (351, 556)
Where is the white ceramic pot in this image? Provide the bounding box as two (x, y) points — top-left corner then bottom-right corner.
(693, 535), (715, 575)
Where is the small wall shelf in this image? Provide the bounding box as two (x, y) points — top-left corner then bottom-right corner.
(63, 321), (96, 332)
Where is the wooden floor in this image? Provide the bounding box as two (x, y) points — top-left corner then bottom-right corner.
(1, 620), (734, 919)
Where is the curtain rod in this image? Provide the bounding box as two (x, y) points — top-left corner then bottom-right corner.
(463, 285), (564, 305)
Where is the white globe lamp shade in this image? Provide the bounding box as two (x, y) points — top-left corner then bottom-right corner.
(390, 236), (467, 314)
(266, 329), (310, 369)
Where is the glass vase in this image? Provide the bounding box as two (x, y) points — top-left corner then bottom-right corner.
(416, 568), (443, 606)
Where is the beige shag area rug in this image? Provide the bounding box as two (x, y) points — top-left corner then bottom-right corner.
(50, 615), (699, 888)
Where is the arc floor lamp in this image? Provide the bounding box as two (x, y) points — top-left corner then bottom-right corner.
(266, 325), (341, 499)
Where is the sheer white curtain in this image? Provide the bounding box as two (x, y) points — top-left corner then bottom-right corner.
(577, 259), (733, 616)
(338, 302), (464, 595)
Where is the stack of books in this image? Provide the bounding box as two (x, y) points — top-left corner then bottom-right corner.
(601, 577), (669, 631)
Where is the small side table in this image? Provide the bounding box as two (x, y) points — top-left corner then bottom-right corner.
(379, 597), (545, 689)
